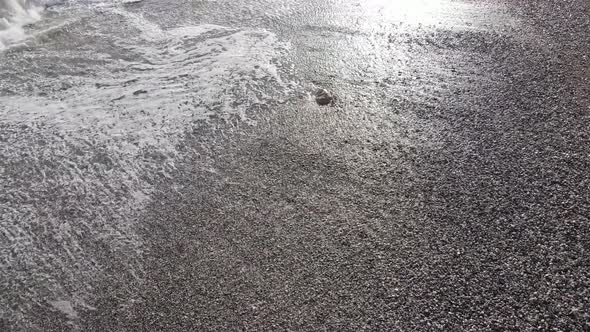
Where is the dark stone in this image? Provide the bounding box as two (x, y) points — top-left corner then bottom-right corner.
(133, 89), (148, 96)
(315, 88), (333, 106)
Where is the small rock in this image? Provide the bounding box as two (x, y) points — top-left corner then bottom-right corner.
(133, 89), (148, 96)
(315, 88), (333, 106)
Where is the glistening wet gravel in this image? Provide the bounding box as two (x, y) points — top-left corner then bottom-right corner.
(1, 0), (589, 331)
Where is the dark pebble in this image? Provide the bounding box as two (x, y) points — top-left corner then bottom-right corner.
(315, 88), (333, 106)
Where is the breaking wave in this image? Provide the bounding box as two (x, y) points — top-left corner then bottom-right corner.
(0, 0), (43, 49)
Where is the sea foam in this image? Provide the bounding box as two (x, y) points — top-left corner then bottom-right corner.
(0, 0), (42, 49)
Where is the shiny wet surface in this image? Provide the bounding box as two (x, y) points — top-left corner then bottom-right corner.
(1, 0), (590, 331)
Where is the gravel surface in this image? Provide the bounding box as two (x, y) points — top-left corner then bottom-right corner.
(3, 0), (589, 331)
(84, 1), (589, 331)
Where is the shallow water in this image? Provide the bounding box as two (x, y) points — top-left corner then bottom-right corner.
(1, 1), (297, 328)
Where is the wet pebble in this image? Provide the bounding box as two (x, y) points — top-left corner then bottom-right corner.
(315, 88), (333, 106)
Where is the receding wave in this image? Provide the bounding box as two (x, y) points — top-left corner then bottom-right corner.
(0, 1), (295, 327)
(0, 0), (42, 49)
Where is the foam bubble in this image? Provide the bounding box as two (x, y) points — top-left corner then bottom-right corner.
(0, 0), (43, 49)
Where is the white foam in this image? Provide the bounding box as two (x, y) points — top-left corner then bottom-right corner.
(0, 0), (43, 49)
(1, 21), (291, 148)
